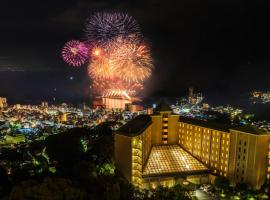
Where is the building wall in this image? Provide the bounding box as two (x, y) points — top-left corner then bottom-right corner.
(229, 130), (270, 190)
(131, 125), (152, 188)
(151, 115), (162, 145)
(168, 114), (180, 144)
(114, 134), (132, 182)
(179, 122), (270, 189)
(115, 124), (152, 188)
(178, 122), (230, 178)
(151, 112), (179, 145)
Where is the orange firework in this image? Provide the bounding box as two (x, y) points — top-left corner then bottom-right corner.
(88, 38), (153, 97)
(91, 46), (104, 59)
(87, 56), (115, 80)
(109, 38), (153, 83)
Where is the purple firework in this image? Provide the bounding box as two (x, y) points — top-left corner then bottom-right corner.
(84, 12), (142, 46)
(62, 40), (89, 67)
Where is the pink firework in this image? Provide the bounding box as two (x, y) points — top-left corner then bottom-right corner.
(62, 40), (89, 67)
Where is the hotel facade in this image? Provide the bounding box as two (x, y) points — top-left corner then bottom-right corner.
(115, 103), (270, 190)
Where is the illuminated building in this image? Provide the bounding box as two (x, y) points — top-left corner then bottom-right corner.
(59, 113), (67, 123)
(41, 101), (48, 107)
(0, 97), (7, 108)
(93, 96), (132, 110)
(188, 87), (203, 105)
(115, 102), (270, 190)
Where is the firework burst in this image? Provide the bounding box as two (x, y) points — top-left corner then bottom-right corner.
(109, 38), (153, 83)
(87, 56), (115, 80)
(84, 12), (141, 46)
(61, 11), (153, 99)
(62, 40), (89, 67)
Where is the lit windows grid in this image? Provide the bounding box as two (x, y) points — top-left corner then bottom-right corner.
(143, 145), (208, 176)
(162, 114), (169, 144)
(179, 122), (230, 177)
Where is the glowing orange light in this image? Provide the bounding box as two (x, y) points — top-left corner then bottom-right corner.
(91, 47), (103, 59)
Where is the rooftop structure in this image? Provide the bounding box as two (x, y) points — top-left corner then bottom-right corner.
(153, 101), (172, 113)
(117, 115), (152, 137)
(179, 116), (231, 132)
(143, 145), (209, 178)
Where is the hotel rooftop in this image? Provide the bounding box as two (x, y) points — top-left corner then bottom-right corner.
(143, 145), (210, 178)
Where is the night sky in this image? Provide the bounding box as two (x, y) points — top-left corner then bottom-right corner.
(1, 0), (270, 105)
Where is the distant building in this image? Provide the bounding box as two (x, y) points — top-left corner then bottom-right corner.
(93, 97), (132, 110)
(115, 102), (270, 190)
(0, 97), (7, 108)
(125, 103), (144, 113)
(188, 87), (203, 104)
(58, 113), (67, 123)
(41, 101), (48, 107)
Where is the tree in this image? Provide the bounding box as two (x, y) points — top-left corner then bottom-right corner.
(214, 176), (230, 190)
(45, 128), (92, 166)
(150, 185), (191, 200)
(0, 166), (11, 197)
(4, 177), (86, 200)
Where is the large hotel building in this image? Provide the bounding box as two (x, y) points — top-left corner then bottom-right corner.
(115, 102), (270, 190)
